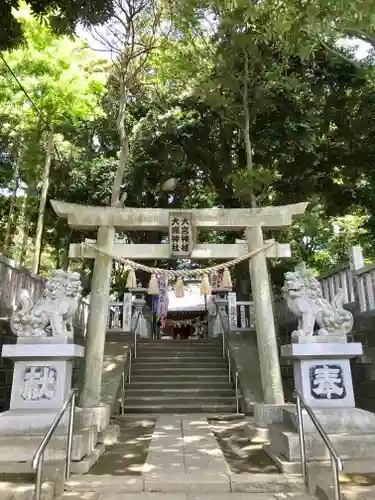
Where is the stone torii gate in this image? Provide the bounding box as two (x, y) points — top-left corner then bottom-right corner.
(51, 200), (307, 413)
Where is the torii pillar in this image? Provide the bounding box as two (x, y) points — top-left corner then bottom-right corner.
(80, 225), (114, 408)
(246, 225), (284, 404)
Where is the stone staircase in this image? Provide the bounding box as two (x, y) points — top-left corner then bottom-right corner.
(123, 339), (238, 413)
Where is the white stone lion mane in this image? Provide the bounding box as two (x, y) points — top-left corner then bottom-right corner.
(282, 262), (354, 338)
(10, 270), (82, 338)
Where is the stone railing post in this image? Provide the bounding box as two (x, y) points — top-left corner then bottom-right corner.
(348, 246), (366, 312)
(211, 288), (230, 338)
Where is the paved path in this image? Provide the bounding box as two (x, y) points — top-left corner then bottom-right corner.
(60, 493), (312, 500)
(63, 415), (312, 499)
(143, 415), (229, 475)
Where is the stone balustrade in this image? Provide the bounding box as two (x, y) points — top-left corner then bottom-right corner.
(229, 300), (256, 331)
(0, 254), (90, 330)
(274, 246), (375, 330)
(0, 255), (45, 317)
(107, 301), (124, 329)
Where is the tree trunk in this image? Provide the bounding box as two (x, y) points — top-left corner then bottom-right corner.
(3, 156), (19, 254)
(32, 125), (54, 274)
(111, 75), (129, 206)
(243, 51), (257, 209)
(15, 184), (31, 267)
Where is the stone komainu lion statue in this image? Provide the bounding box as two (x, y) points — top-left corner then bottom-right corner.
(10, 270), (82, 338)
(282, 263), (354, 338)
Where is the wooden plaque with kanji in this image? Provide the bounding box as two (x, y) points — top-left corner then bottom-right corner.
(169, 212), (195, 257)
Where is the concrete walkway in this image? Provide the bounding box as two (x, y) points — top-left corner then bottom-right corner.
(143, 415), (229, 475)
(64, 415), (311, 498)
(61, 494), (313, 500)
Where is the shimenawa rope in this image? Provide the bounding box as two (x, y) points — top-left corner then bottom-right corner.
(83, 240), (276, 279)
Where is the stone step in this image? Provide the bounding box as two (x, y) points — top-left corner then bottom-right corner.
(133, 362), (227, 370)
(137, 342), (223, 354)
(131, 367), (228, 375)
(0, 427), (96, 462)
(136, 348), (223, 355)
(124, 396), (237, 406)
(130, 374), (229, 381)
(135, 352), (223, 359)
(121, 403), (237, 413)
(134, 357), (226, 364)
(0, 479), (54, 500)
(138, 339), (221, 344)
(269, 424), (375, 461)
(317, 483), (375, 500)
(127, 380), (233, 389)
(66, 471), (308, 494)
(137, 342), (222, 354)
(0, 462), (64, 492)
(136, 350), (223, 356)
(136, 347), (222, 351)
(137, 342), (221, 346)
(0, 444), (105, 484)
(125, 388), (235, 397)
(308, 462), (375, 500)
(60, 493), (313, 500)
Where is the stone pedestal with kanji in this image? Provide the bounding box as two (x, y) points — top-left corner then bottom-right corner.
(0, 339), (84, 436)
(281, 337), (362, 409)
(0, 270), (100, 467)
(265, 336), (375, 485)
(265, 262), (375, 490)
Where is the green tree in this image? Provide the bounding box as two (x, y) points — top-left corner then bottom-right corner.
(87, 0), (170, 207)
(0, 3), (107, 271)
(1, 0), (115, 50)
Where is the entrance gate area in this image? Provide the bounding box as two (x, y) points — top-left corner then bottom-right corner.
(52, 200), (307, 408)
(106, 295), (256, 338)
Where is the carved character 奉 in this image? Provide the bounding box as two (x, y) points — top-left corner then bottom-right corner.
(282, 263), (353, 339)
(10, 270), (82, 338)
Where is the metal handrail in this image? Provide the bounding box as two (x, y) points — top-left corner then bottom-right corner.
(120, 347), (132, 415)
(32, 388), (77, 500)
(217, 306), (241, 414)
(294, 389), (343, 500)
(227, 346), (241, 414)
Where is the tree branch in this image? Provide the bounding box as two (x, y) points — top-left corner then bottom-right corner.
(342, 27), (375, 49)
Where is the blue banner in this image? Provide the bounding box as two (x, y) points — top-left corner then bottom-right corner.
(152, 295), (159, 314)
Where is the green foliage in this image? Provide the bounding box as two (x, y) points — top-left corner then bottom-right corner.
(0, 3), (107, 266)
(0, 0), (115, 50)
(2, 0), (375, 292)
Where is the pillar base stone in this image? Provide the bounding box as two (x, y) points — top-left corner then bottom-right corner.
(283, 406), (375, 434)
(75, 404), (110, 432)
(254, 403), (294, 428)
